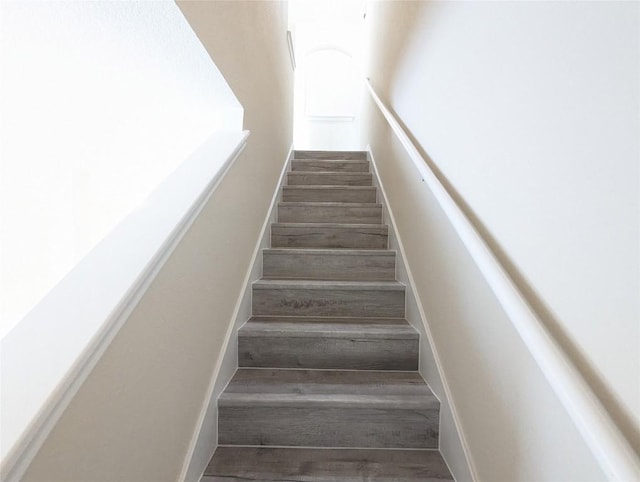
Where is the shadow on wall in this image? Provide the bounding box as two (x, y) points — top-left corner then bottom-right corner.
(366, 0), (640, 459)
(403, 113), (640, 456)
(370, 103), (535, 481)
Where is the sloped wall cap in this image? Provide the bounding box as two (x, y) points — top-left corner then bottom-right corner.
(0, 130), (249, 482)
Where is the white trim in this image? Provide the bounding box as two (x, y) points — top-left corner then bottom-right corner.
(287, 30), (296, 70)
(367, 146), (478, 482)
(365, 79), (640, 481)
(179, 144), (294, 482)
(0, 131), (250, 482)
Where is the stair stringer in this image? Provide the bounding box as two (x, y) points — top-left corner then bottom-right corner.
(180, 145), (294, 482)
(367, 146), (478, 482)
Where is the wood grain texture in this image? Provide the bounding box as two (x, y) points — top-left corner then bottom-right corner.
(218, 406), (438, 448)
(287, 172), (373, 186)
(204, 447), (454, 481)
(240, 316), (418, 339)
(291, 160), (370, 172)
(218, 369), (439, 448)
(252, 280), (405, 317)
(239, 317), (418, 370)
(222, 368), (435, 398)
(271, 223), (388, 249)
(277, 202), (382, 224)
(263, 248), (395, 281)
(202, 150), (453, 481)
(294, 150), (367, 160)
(282, 186), (377, 203)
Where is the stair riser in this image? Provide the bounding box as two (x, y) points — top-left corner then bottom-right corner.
(263, 251), (395, 280)
(272, 226), (388, 249)
(278, 205), (382, 224)
(288, 173), (372, 186)
(283, 187), (376, 203)
(291, 160), (369, 172)
(294, 150), (367, 160)
(252, 287), (405, 317)
(238, 336), (419, 370)
(218, 406), (438, 448)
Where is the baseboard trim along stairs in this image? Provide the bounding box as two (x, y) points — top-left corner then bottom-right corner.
(202, 150), (455, 481)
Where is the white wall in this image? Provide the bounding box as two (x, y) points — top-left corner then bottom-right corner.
(11, 1), (293, 481)
(0, 0), (242, 336)
(361, 0), (638, 479)
(290, 0), (366, 149)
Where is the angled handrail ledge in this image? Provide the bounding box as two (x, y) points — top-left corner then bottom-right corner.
(0, 130), (250, 482)
(365, 79), (640, 481)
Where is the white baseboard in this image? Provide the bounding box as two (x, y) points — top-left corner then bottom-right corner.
(179, 145), (294, 482)
(366, 146), (478, 482)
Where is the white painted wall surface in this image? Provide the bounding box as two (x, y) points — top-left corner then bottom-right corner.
(290, 0), (366, 150)
(1, 131), (249, 481)
(368, 148), (474, 482)
(361, 0), (638, 479)
(18, 1), (293, 480)
(0, 0), (242, 336)
(365, 121), (606, 480)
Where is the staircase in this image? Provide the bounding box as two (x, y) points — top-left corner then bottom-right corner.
(202, 151), (454, 481)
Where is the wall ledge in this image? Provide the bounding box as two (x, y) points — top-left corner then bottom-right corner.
(0, 130), (249, 482)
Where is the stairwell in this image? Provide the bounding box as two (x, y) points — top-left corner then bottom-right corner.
(202, 151), (454, 481)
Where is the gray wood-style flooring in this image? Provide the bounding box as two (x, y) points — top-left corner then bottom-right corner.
(238, 318), (419, 370)
(271, 223), (388, 249)
(203, 151), (453, 481)
(288, 172), (373, 186)
(203, 447), (454, 481)
(252, 280), (405, 317)
(282, 186), (377, 203)
(291, 159), (370, 172)
(218, 369), (439, 448)
(262, 248), (396, 281)
(293, 150), (368, 160)
(277, 202), (382, 224)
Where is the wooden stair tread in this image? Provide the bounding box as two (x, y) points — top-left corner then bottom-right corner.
(282, 186), (377, 203)
(203, 447), (454, 482)
(262, 248), (396, 281)
(292, 159), (369, 163)
(288, 171), (372, 175)
(263, 248), (395, 255)
(287, 172), (373, 187)
(278, 201), (381, 207)
(219, 369), (438, 409)
(253, 279), (404, 291)
(240, 316), (417, 339)
(291, 160), (370, 173)
(238, 316), (418, 370)
(283, 185), (375, 190)
(271, 222), (386, 229)
(277, 202), (382, 224)
(293, 150), (368, 160)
